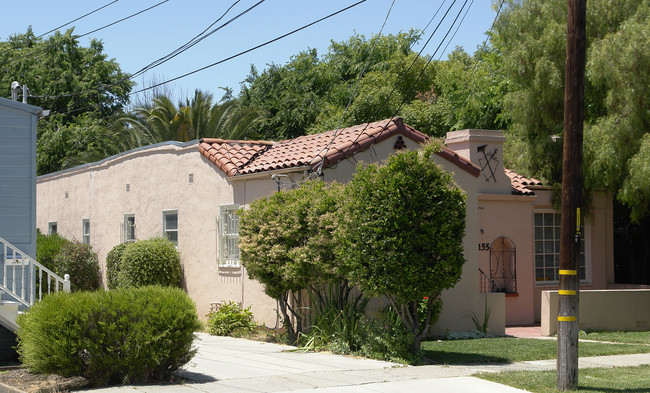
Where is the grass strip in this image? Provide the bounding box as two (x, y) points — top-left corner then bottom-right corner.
(421, 337), (650, 364)
(476, 364), (650, 393)
(579, 331), (650, 345)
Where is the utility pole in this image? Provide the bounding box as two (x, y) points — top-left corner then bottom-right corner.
(557, 0), (586, 390)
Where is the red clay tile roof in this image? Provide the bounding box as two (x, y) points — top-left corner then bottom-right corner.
(199, 118), (479, 178)
(505, 169), (543, 195)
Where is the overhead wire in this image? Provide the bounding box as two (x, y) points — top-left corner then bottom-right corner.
(311, 0), (397, 178)
(128, 0), (369, 96)
(36, 0), (120, 39)
(129, 0), (260, 82)
(29, 0), (257, 101)
(313, 0), (468, 176)
(37, 0), (369, 119)
(3, 0), (169, 68)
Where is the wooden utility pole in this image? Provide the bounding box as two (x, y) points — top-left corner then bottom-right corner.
(557, 0), (586, 390)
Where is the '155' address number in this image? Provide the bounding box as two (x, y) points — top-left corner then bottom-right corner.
(478, 243), (490, 251)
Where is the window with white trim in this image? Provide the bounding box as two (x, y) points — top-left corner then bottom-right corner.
(218, 204), (240, 267)
(534, 212), (586, 283)
(122, 214), (136, 243)
(82, 219), (90, 245)
(163, 210), (178, 246)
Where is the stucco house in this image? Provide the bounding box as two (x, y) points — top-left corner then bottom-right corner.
(36, 118), (615, 332)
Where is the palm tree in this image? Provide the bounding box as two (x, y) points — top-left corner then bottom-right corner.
(117, 89), (264, 145)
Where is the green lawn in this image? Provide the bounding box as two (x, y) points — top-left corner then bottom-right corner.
(477, 364), (650, 393)
(421, 337), (650, 364)
(580, 330), (650, 344)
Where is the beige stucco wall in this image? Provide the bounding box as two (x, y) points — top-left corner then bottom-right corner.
(478, 193), (536, 326)
(541, 289), (650, 335)
(37, 142), (281, 325)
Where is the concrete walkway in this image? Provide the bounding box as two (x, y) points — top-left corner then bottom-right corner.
(77, 333), (650, 393)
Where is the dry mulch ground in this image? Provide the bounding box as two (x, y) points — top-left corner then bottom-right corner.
(0, 368), (89, 393)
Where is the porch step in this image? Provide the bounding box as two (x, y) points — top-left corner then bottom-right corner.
(0, 301), (20, 332)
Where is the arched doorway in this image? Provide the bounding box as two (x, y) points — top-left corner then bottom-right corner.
(489, 236), (517, 293)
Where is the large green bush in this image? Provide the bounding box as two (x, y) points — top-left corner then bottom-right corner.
(16, 286), (200, 386)
(105, 243), (129, 290)
(118, 238), (182, 288)
(53, 242), (101, 292)
(336, 142), (466, 353)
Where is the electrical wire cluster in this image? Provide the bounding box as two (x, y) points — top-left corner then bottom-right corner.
(3, 0), (500, 144)
(312, 0), (476, 178)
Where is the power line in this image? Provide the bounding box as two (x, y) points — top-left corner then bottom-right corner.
(36, 0), (370, 119)
(29, 0), (258, 101)
(311, 0), (397, 178)
(438, 0), (474, 60)
(129, 0), (369, 96)
(313, 0), (468, 175)
(36, 0), (120, 39)
(129, 0), (261, 82)
(3, 0), (169, 67)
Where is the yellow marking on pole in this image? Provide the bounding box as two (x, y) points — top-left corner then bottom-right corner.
(559, 290), (576, 295)
(558, 316), (577, 322)
(576, 208), (581, 233)
(559, 270), (577, 276)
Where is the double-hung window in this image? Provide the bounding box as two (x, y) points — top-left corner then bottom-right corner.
(163, 210), (178, 246)
(82, 219), (90, 244)
(534, 211), (586, 283)
(122, 214), (136, 243)
(218, 204), (240, 267)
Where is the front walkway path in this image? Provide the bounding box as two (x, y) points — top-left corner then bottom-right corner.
(78, 333), (650, 393)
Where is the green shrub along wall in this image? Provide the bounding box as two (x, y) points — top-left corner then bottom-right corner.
(116, 238), (182, 288)
(36, 229), (71, 273)
(16, 286), (201, 386)
(105, 243), (129, 290)
(53, 242), (101, 292)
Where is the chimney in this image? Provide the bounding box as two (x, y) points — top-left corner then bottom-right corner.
(445, 129), (511, 194)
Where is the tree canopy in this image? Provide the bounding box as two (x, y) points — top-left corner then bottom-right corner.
(492, 0), (649, 219)
(238, 181), (344, 342)
(0, 28), (133, 121)
(335, 142), (467, 352)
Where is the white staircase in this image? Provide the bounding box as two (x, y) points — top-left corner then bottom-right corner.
(0, 235), (70, 331)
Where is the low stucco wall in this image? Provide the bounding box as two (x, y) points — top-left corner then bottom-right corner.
(541, 289), (650, 336)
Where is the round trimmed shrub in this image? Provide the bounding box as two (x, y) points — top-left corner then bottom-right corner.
(105, 243), (129, 290)
(53, 242), (101, 292)
(16, 286), (201, 386)
(118, 238), (181, 288)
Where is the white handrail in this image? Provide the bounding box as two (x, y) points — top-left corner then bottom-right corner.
(0, 235), (70, 307)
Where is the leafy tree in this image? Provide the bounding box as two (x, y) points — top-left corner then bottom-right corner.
(0, 28), (134, 174)
(240, 31), (440, 140)
(491, 0), (648, 205)
(0, 28), (133, 122)
(335, 142), (466, 353)
(35, 114), (124, 175)
(238, 181), (344, 343)
(492, 0), (650, 283)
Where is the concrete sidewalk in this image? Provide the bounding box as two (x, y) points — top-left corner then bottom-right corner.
(76, 333), (650, 393)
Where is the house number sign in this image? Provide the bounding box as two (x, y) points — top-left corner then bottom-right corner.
(478, 243), (491, 251)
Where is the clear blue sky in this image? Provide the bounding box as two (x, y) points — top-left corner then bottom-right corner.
(1, 0), (497, 104)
